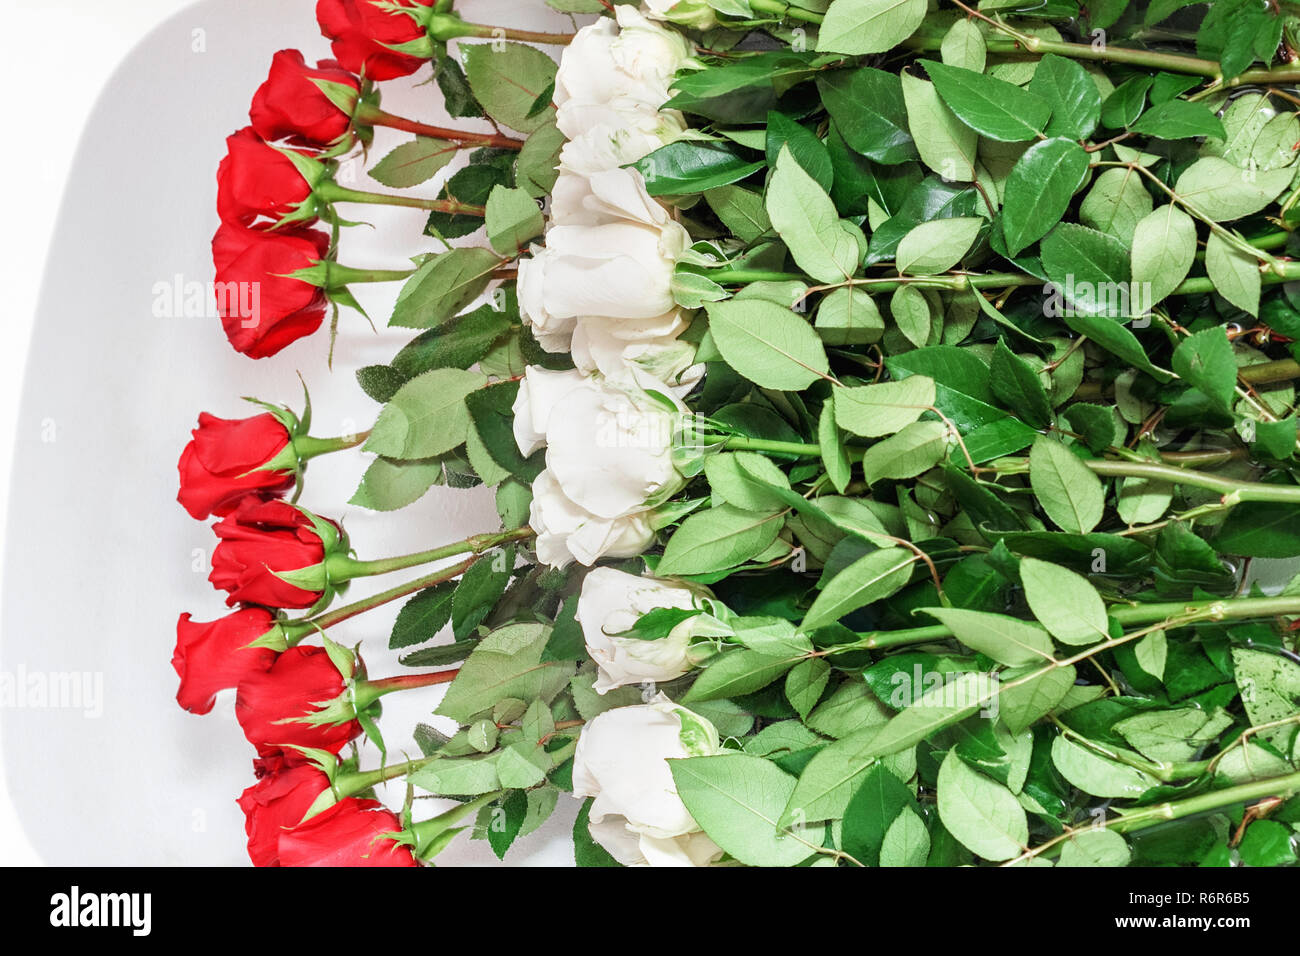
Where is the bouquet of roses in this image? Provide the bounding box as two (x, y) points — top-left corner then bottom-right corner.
(174, 0), (1300, 868)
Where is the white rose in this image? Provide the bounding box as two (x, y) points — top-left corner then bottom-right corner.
(572, 317), (703, 396)
(557, 98), (686, 143)
(542, 370), (684, 519)
(520, 219), (690, 325)
(642, 0), (720, 31)
(577, 567), (703, 693)
(511, 366), (592, 458)
(610, 7), (695, 88)
(530, 469), (655, 568)
(550, 168), (668, 228)
(572, 696), (724, 866)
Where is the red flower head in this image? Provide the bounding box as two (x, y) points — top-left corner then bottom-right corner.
(277, 797), (418, 866)
(235, 645), (362, 758)
(172, 608), (279, 715)
(177, 411), (296, 520)
(209, 498), (339, 609)
(250, 50), (360, 148)
(216, 127), (318, 229)
(238, 762), (331, 866)
(211, 221), (331, 359)
(316, 0), (433, 81)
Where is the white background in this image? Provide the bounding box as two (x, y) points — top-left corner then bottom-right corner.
(0, 0), (202, 868)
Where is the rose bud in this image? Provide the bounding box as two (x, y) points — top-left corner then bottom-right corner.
(237, 762), (331, 866)
(211, 221), (331, 358)
(209, 498), (343, 609)
(277, 797), (418, 866)
(235, 645), (362, 759)
(250, 50), (360, 149)
(172, 608), (280, 715)
(177, 412), (296, 520)
(316, 0), (434, 82)
(216, 127), (324, 229)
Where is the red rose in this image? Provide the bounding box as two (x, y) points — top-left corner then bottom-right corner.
(216, 127), (316, 229)
(237, 763), (331, 866)
(177, 411), (295, 519)
(172, 608), (279, 715)
(316, 0), (433, 81)
(211, 222), (331, 358)
(209, 498), (334, 609)
(251, 50), (360, 148)
(277, 797), (418, 867)
(235, 645), (362, 758)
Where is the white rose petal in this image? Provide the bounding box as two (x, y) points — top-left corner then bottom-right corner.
(530, 469), (655, 568)
(511, 366), (593, 457)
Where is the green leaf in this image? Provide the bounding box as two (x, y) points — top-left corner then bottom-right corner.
(989, 340), (1053, 428)
(704, 185), (771, 242)
(704, 451), (791, 512)
(1239, 820), (1299, 866)
(896, 217), (982, 274)
(879, 807), (931, 866)
(1019, 557), (1109, 646)
(999, 138), (1090, 257)
(819, 398), (853, 494)
(1028, 436), (1105, 534)
(671, 754), (823, 867)
(786, 658), (832, 719)
(487, 791), (527, 861)
(409, 752), (501, 796)
(780, 727), (916, 824)
(817, 68), (917, 165)
(940, 17), (986, 72)
(1216, 501), (1300, 558)
(484, 185), (543, 255)
(842, 763), (917, 866)
(1175, 156), (1296, 221)
(900, 73), (976, 182)
(1172, 326), (1237, 412)
(1041, 223), (1133, 317)
(704, 297), (830, 390)
(462, 41), (557, 133)
(1130, 203), (1197, 306)
(1050, 736), (1158, 797)
(1058, 310), (1170, 380)
(922, 59), (1052, 142)
(766, 145), (864, 283)
(999, 665), (1077, 734)
(815, 0), (927, 55)
(1231, 647), (1300, 749)
(1204, 231), (1261, 316)
(390, 247), (501, 329)
(861, 420), (950, 485)
(515, 120), (564, 198)
(1029, 54), (1101, 140)
(864, 672), (1000, 759)
(765, 111), (834, 192)
(450, 552), (511, 640)
(368, 136), (455, 188)
(349, 455), (443, 511)
(1080, 167), (1154, 245)
(937, 750), (1029, 862)
(635, 139), (765, 195)
(390, 582), (456, 649)
(918, 607), (1055, 666)
(1131, 99), (1226, 140)
(1065, 403), (1118, 453)
(1058, 829), (1131, 866)
(657, 505), (785, 575)
(833, 377), (936, 438)
(435, 623), (574, 723)
(365, 368), (485, 459)
(890, 285), (931, 348)
(804, 548), (916, 630)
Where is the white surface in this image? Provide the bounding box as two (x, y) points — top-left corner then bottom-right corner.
(0, 0), (586, 865)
